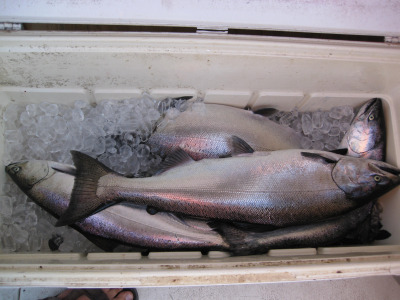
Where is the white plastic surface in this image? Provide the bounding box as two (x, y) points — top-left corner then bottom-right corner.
(1, 0), (400, 36)
(1, 31), (400, 286)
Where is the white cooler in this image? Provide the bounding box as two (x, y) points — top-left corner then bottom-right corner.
(1, 0), (400, 287)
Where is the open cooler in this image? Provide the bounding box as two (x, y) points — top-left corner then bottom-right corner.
(1, 0), (400, 287)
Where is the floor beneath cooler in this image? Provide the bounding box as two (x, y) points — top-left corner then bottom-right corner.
(1, 275), (400, 300)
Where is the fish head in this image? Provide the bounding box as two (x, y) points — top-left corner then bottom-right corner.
(342, 98), (385, 160)
(333, 157), (400, 200)
(6, 160), (54, 192)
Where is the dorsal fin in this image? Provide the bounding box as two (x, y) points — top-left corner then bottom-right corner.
(231, 136), (254, 155)
(156, 148), (195, 174)
(253, 108), (279, 118)
(301, 151), (339, 164)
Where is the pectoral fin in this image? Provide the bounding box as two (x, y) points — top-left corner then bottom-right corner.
(230, 136), (254, 155)
(155, 148), (195, 174)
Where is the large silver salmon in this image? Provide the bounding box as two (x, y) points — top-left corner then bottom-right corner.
(5, 160), (228, 251)
(148, 99), (386, 161)
(148, 103), (303, 160)
(55, 149), (400, 227)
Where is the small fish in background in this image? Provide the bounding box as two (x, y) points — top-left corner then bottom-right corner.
(55, 148), (400, 228)
(5, 160), (228, 252)
(339, 98), (386, 161)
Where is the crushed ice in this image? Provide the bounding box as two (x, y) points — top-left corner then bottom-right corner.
(0, 96), (355, 253)
(268, 105), (354, 151)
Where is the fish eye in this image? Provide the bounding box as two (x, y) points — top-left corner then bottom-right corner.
(11, 166), (20, 174)
(374, 175), (381, 182)
(369, 114), (375, 121)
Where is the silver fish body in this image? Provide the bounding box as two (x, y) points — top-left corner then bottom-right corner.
(339, 98), (386, 161)
(5, 160), (228, 251)
(216, 202), (374, 256)
(148, 103), (303, 160)
(56, 149), (400, 227)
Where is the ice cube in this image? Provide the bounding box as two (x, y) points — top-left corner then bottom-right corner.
(300, 136), (312, 149)
(137, 144), (151, 158)
(28, 137), (42, 152)
(126, 152), (140, 176)
(28, 231), (42, 251)
(1, 232), (17, 252)
(342, 105), (354, 117)
(329, 107), (344, 120)
(83, 135), (97, 152)
(36, 127), (57, 143)
(310, 129), (324, 141)
(312, 110), (323, 129)
(120, 144), (132, 159)
(312, 140), (324, 150)
(93, 137), (106, 155)
(339, 122), (351, 133)
(12, 224), (29, 244)
(74, 99), (89, 109)
(279, 112), (295, 126)
(107, 147), (117, 154)
(0, 196), (13, 216)
(20, 111), (34, 127)
(5, 129), (22, 143)
(328, 127), (340, 137)
(105, 137), (116, 148)
(71, 107), (84, 122)
(301, 113), (313, 135)
(320, 112), (332, 134)
(2, 183), (11, 194)
(25, 211), (38, 226)
(26, 103), (38, 117)
(97, 153), (110, 166)
(54, 116), (67, 134)
(63, 108), (73, 121)
(325, 139), (340, 151)
(165, 108), (180, 120)
(332, 119), (340, 127)
(39, 102), (58, 116)
(290, 119), (302, 133)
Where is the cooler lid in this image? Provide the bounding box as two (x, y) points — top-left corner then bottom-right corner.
(1, 0), (400, 37)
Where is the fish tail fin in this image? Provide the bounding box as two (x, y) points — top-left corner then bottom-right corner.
(56, 151), (114, 227)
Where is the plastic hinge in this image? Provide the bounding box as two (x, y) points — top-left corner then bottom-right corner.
(0, 22), (23, 31)
(197, 27), (228, 34)
(385, 36), (400, 43)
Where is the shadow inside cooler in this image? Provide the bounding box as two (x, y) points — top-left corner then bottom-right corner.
(1, 32), (400, 256)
